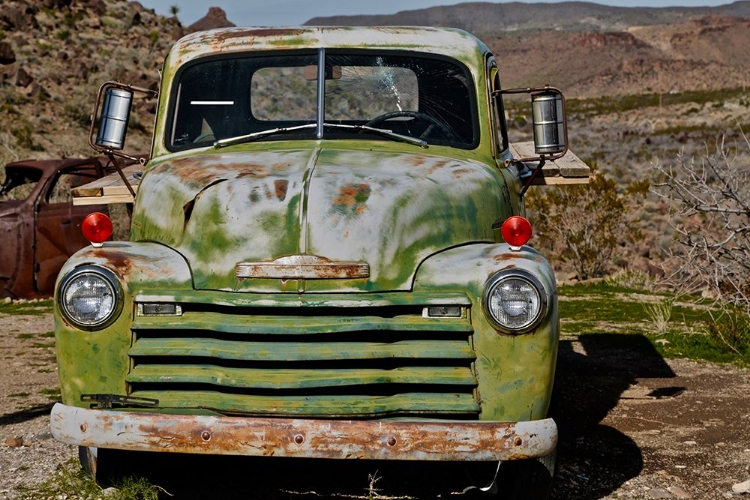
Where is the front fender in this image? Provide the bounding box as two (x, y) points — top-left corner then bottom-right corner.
(53, 242), (193, 407)
(414, 243), (559, 421)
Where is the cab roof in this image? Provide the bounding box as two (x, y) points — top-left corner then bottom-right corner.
(166, 26), (490, 69)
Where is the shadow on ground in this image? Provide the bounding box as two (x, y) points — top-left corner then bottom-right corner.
(551, 333), (680, 500)
(0, 402), (55, 426)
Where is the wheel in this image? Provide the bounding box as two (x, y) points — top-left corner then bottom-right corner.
(365, 110), (459, 141)
(78, 446), (132, 486)
(463, 449), (556, 500)
(497, 449), (556, 500)
(78, 446), (97, 478)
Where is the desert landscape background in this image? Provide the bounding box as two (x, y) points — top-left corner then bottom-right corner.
(2, 0), (750, 275)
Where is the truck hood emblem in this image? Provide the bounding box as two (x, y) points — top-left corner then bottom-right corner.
(236, 255), (370, 280)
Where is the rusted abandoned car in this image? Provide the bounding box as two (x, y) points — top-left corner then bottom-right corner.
(0, 157), (114, 299)
(50, 27), (589, 498)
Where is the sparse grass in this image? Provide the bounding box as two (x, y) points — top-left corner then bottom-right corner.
(0, 300), (54, 315)
(31, 341), (56, 349)
(560, 281), (749, 367)
(566, 87), (750, 117)
(15, 459), (163, 500)
(643, 296), (674, 335)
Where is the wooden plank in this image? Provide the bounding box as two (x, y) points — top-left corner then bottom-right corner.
(72, 163), (142, 205)
(510, 142), (590, 185)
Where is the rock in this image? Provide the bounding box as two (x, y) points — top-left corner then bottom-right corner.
(74, 0), (107, 16)
(0, 5), (40, 31)
(16, 67), (33, 87)
(187, 7), (236, 33)
(5, 436), (24, 448)
(668, 486), (692, 499)
(732, 479), (750, 493)
(647, 488), (675, 499)
(0, 42), (16, 65)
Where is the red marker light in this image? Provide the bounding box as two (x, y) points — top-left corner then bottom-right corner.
(81, 212), (113, 245)
(501, 216), (532, 248)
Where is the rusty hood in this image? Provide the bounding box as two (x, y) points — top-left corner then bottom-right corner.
(131, 147), (506, 292)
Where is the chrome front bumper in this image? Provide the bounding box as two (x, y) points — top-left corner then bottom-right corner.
(50, 403), (557, 461)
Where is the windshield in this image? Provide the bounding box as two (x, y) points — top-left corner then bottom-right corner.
(168, 51), (477, 151)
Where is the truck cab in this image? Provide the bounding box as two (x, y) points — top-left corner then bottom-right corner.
(50, 26), (588, 498)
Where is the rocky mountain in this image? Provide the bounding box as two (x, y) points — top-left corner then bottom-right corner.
(186, 6), (235, 33)
(490, 15), (750, 96)
(306, 1), (750, 35)
(307, 1), (750, 97)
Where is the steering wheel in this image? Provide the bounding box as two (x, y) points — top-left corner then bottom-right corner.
(366, 111), (459, 142)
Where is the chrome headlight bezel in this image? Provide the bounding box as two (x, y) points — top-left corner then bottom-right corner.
(57, 265), (123, 330)
(483, 270), (549, 334)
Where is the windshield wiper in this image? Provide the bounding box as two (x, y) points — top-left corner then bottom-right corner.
(212, 122), (428, 149)
(213, 123), (318, 149)
(322, 123), (428, 148)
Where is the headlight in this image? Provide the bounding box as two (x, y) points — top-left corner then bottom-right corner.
(484, 271), (548, 334)
(58, 266), (122, 329)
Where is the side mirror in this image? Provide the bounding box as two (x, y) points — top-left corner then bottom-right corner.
(89, 81), (158, 160)
(498, 85), (568, 162)
(95, 85), (133, 150)
(531, 90), (566, 157)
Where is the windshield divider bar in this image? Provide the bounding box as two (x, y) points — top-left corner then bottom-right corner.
(316, 48), (325, 139)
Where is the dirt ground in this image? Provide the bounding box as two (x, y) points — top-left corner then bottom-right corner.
(1, 308), (749, 499)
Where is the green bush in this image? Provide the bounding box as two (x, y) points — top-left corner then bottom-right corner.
(527, 168), (649, 279)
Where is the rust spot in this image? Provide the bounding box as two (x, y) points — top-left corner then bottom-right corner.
(87, 249), (133, 278)
(333, 184), (371, 209)
(79, 423), (87, 433)
(425, 159), (451, 175)
(514, 436), (523, 447)
(236, 164), (271, 179)
(212, 28), (306, 42)
(493, 253), (518, 262)
(453, 168), (470, 178)
(274, 179), (288, 201)
(404, 156), (426, 168)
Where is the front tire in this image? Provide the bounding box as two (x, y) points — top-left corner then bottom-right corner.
(495, 449), (556, 499)
(463, 449), (556, 499)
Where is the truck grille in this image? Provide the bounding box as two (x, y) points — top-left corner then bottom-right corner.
(127, 294), (479, 419)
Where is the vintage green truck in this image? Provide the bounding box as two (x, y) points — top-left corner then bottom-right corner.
(50, 26), (589, 497)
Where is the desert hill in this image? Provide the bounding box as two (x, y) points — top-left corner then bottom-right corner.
(489, 15), (750, 96)
(305, 1), (750, 35)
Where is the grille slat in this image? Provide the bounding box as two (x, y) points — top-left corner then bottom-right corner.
(127, 365), (476, 389)
(129, 338), (475, 361)
(126, 390), (480, 418)
(131, 311), (474, 335)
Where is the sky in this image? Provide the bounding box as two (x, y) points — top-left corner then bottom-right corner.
(137, 0), (738, 27)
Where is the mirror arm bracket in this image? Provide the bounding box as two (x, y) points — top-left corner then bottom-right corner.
(88, 81), (157, 159)
(493, 85), (569, 163)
